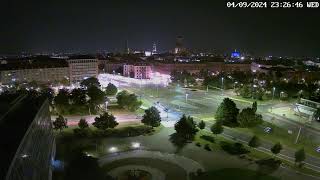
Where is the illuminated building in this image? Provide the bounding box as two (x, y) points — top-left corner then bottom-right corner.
(123, 64), (152, 79)
(231, 50), (241, 59)
(67, 56), (98, 83)
(174, 36), (185, 54)
(0, 58), (69, 85)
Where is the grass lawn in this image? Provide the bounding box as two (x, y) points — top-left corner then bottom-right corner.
(193, 168), (279, 180)
(195, 130), (320, 177)
(234, 121), (320, 158)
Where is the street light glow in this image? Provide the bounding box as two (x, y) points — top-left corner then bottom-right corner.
(109, 146), (118, 153)
(132, 142), (140, 148)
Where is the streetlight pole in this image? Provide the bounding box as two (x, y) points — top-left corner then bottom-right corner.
(272, 87), (276, 100)
(185, 93), (189, 103)
(221, 77), (224, 95)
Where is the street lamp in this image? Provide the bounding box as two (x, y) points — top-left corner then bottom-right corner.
(272, 87), (276, 100)
(185, 93), (189, 102)
(221, 77), (224, 94)
(234, 81), (238, 91)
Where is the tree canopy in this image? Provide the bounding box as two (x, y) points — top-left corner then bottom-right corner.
(271, 142), (282, 156)
(93, 112), (118, 130)
(116, 90), (142, 111)
(174, 114), (198, 139)
(54, 89), (69, 106)
(198, 120), (206, 130)
(215, 98), (239, 127)
(248, 135), (261, 148)
(105, 83), (118, 96)
(237, 107), (263, 128)
(78, 118), (89, 129)
(70, 88), (87, 106)
(170, 70), (196, 85)
(210, 121), (224, 136)
(295, 148), (306, 164)
(87, 86), (105, 107)
(252, 101), (257, 113)
(141, 106), (161, 127)
(53, 115), (68, 132)
(80, 77), (101, 89)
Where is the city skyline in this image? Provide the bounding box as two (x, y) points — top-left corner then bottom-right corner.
(1, 1), (320, 57)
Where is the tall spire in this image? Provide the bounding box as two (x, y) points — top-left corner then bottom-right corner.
(152, 42), (157, 54)
(125, 40), (130, 54)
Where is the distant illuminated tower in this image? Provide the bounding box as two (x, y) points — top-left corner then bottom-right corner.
(175, 36), (184, 54)
(152, 42), (157, 55)
(231, 49), (240, 59)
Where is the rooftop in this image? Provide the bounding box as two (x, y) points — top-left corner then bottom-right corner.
(0, 58), (68, 71)
(68, 55), (96, 59)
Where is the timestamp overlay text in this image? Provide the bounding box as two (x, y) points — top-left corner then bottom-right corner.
(226, 1), (319, 8)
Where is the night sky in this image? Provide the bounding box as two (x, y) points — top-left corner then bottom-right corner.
(1, 0), (320, 56)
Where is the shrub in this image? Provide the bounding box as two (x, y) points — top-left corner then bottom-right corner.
(73, 128), (90, 137)
(220, 141), (250, 155)
(256, 158), (282, 175)
(204, 144), (211, 151)
(91, 129), (114, 138)
(115, 125), (153, 137)
(200, 135), (215, 143)
(195, 142), (201, 147)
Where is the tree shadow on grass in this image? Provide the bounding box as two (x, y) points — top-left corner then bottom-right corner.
(169, 133), (193, 154)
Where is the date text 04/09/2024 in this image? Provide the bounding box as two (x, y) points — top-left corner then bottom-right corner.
(226, 2), (319, 8)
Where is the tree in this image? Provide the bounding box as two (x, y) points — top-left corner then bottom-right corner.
(70, 88), (87, 106)
(198, 120), (206, 130)
(252, 101), (257, 113)
(53, 115), (68, 132)
(80, 77), (101, 89)
(141, 106), (161, 127)
(295, 148), (306, 166)
(78, 118), (89, 129)
(215, 98), (239, 127)
(59, 77), (70, 86)
(271, 142), (282, 156)
(126, 94), (142, 111)
(54, 89), (69, 106)
(93, 112), (118, 130)
(239, 85), (252, 98)
(174, 114), (198, 139)
(116, 90), (130, 107)
(210, 121), (224, 136)
(248, 135), (261, 148)
(237, 108), (263, 128)
(87, 86), (106, 110)
(116, 90), (142, 111)
(105, 83), (118, 96)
